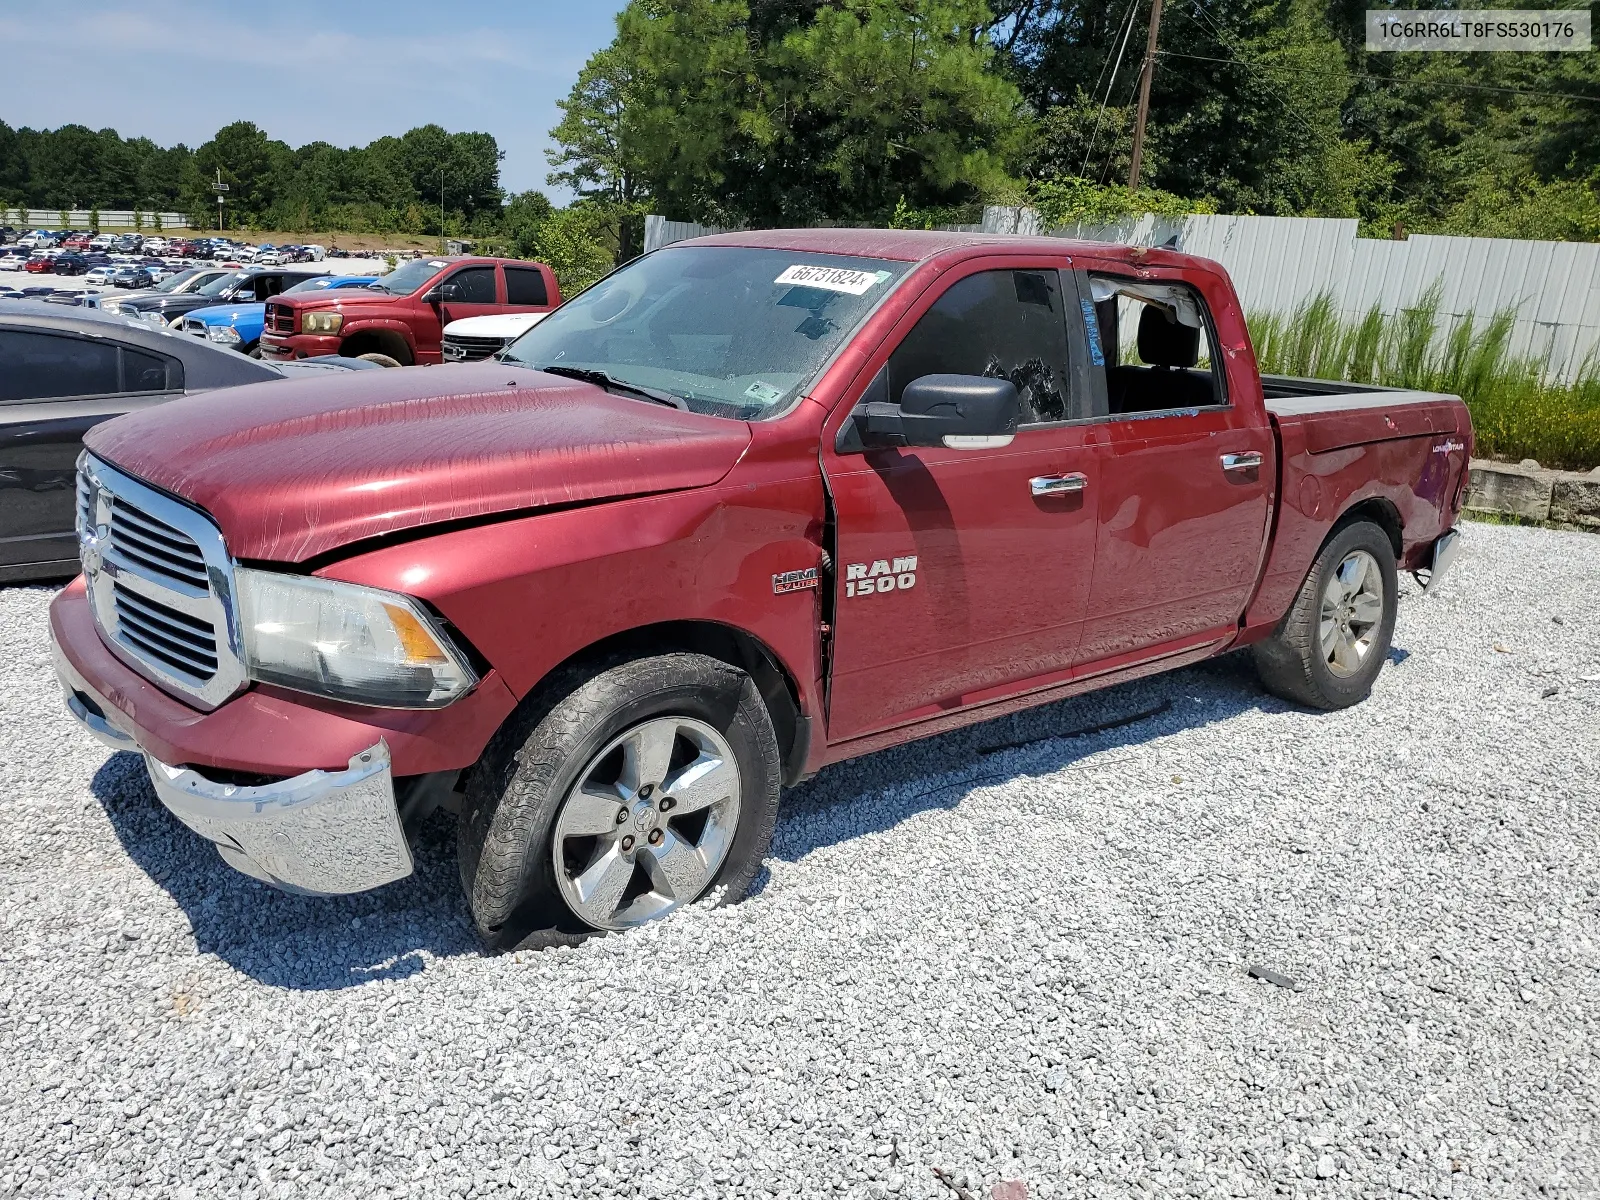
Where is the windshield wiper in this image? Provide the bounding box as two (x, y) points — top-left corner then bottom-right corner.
(536, 365), (688, 411)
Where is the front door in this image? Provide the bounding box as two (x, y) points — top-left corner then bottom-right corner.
(823, 261), (1102, 742)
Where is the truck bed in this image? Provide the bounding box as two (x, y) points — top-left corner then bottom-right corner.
(1260, 376), (1464, 455)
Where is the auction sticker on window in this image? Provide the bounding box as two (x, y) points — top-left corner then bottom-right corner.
(775, 264), (889, 295)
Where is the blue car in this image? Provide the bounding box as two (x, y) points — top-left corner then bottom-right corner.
(180, 275), (377, 355)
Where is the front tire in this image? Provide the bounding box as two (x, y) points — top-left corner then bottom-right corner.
(1252, 519), (1398, 710)
(356, 351), (403, 368)
(458, 653), (782, 952)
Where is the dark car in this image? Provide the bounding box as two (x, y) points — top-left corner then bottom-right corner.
(0, 303), (381, 581)
(112, 266), (154, 289)
(99, 266), (329, 327)
(113, 234), (144, 253)
(52, 254), (91, 276)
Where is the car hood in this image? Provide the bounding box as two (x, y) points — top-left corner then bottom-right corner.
(445, 311), (549, 337)
(84, 362), (753, 563)
(184, 301), (264, 325)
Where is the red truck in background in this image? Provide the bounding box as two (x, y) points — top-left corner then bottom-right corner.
(52, 229), (1470, 951)
(258, 255), (560, 366)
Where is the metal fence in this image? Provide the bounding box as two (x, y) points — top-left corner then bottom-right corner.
(2, 209), (189, 230)
(644, 209), (1600, 382)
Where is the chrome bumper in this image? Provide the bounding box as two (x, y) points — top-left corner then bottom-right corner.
(1423, 528), (1463, 595)
(55, 649), (414, 896)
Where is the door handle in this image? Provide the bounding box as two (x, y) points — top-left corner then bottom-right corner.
(1221, 452), (1263, 472)
(1030, 473), (1088, 497)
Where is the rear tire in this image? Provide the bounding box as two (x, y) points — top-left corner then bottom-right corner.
(458, 653), (782, 952)
(1252, 519), (1398, 710)
(356, 352), (402, 368)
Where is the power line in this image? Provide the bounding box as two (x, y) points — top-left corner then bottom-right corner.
(1158, 50), (1600, 105)
(1081, 0), (1144, 177)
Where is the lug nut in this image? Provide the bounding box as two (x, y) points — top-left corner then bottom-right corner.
(638, 783), (653, 799)
(621, 835), (635, 851)
(657, 796), (675, 812)
(648, 829), (664, 846)
(616, 809), (629, 825)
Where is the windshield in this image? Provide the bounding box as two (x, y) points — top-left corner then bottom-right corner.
(197, 271), (248, 298)
(368, 258), (450, 295)
(285, 276), (341, 294)
(501, 246), (910, 419)
(151, 268), (201, 293)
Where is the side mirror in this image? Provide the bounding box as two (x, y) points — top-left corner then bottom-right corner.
(854, 374), (1021, 450)
(427, 283), (461, 303)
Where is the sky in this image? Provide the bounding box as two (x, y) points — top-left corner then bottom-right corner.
(0, 0), (630, 203)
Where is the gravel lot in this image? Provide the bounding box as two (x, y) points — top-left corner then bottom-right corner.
(1, 521), (1596, 1200)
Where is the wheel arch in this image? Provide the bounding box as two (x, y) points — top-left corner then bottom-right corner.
(522, 620), (811, 787)
(339, 325), (414, 365)
(1331, 495), (1403, 559)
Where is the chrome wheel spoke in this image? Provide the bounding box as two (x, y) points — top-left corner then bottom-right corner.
(639, 830), (710, 902)
(571, 844), (635, 925)
(1350, 593), (1382, 625)
(561, 786), (625, 836)
(663, 753), (737, 816)
(1339, 553), (1368, 598)
(621, 719), (678, 793)
(1319, 616), (1340, 658)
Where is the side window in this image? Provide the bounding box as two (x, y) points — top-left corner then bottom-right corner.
(448, 267), (497, 304)
(888, 269), (1075, 423)
(1088, 275), (1226, 416)
(123, 347), (178, 393)
(0, 330), (120, 401)
(505, 267), (548, 306)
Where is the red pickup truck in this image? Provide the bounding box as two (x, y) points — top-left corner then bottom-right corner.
(52, 229), (1469, 950)
(257, 255), (560, 366)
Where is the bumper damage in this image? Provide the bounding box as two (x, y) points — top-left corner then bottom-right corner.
(55, 638), (415, 896)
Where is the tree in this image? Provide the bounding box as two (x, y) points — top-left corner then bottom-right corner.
(547, 47), (649, 260)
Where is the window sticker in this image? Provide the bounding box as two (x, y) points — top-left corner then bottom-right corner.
(773, 264), (888, 295)
(744, 380), (784, 404)
(1080, 297), (1105, 367)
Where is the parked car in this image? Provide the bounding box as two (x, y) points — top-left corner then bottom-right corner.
(181, 275), (377, 355)
(112, 266), (154, 289)
(48, 230), (1472, 945)
(23, 257), (53, 275)
(82, 266), (118, 287)
(0, 253), (30, 272)
(142, 263), (175, 284)
(90, 234), (117, 254)
(0, 302), (383, 581)
(18, 231), (57, 249)
(142, 237), (168, 254)
(101, 266), (329, 326)
(260, 256), (559, 365)
(0, 286), (24, 300)
(63, 234), (93, 253)
(43, 290), (99, 307)
(441, 310), (551, 361)
(51, 254), (91, 276)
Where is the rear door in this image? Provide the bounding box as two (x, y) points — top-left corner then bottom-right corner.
(1071, 266), (1274, 666)
(503, 265), (555, 313)
(823, 258), (1103, 742)
(0, 329), (182, 573)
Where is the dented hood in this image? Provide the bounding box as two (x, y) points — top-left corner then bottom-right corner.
(85, 362), (752, 563)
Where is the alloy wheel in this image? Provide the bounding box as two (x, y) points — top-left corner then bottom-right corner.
(1320, 549), (1384, 678)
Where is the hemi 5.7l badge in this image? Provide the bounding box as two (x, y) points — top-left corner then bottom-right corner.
(772, 567), (820, 594)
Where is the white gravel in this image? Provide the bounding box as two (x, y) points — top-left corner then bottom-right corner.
(1, 520), (1596, 1200)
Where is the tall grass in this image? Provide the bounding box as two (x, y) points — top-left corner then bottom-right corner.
(1248, 283), (1600, 471)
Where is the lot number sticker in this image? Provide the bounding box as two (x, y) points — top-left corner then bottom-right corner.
(775, 264), (887, 295)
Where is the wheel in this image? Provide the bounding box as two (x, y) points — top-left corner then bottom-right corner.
(356, 352), (403, 368)
(1252, 519), (1398, 710)
(458, 653), (782, 952)
(245, 345), (262, 359)
(167, 316), (183, 329)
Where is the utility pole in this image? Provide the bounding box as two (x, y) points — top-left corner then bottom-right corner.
(1127, 0), (1163, 191)
(212, 168), (229, 232)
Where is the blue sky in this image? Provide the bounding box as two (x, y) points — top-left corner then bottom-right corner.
(0, 0), (630, 203)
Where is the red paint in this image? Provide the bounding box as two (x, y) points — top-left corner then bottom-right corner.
(257, 257), (559, 366)
(54, 230), (1470, 786)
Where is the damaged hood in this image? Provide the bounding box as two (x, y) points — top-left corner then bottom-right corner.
(85, 362), (752, 563)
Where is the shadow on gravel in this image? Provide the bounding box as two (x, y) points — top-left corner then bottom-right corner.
(90, 752), (479, 990)
(756, 649), (1313, 888)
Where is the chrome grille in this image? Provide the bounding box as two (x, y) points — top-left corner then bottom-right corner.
(265, 302), (294, 333)
(442, 334), (507, 362)
(77, 454), (247, 710)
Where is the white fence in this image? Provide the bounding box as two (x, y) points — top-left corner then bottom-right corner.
(644, 209), (1600, 382)
(2, 208), (188, 230)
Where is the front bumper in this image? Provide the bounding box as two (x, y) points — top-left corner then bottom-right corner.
(56, 637), (414, 895)
(259, 332), (341, 360)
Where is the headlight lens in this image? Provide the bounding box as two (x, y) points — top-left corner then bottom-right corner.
(235, 569), (477, 708)
(302, 311), (343, 334)
(143, 311), (169, 328)
(100, 299), (121, 314)
(206, 324), (240, 343)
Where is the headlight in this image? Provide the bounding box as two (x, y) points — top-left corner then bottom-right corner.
(143, 311), (169, 328)
(206, 325), (241, 343)
(235, 569), (477, 707)
(100, 299), (121, 314)
(302, 311), (343, 334)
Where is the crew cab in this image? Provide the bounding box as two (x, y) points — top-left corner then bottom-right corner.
(52, 230), (1469, 951)
(181, 275), (378, 355)
(258, 255), (560, 366)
